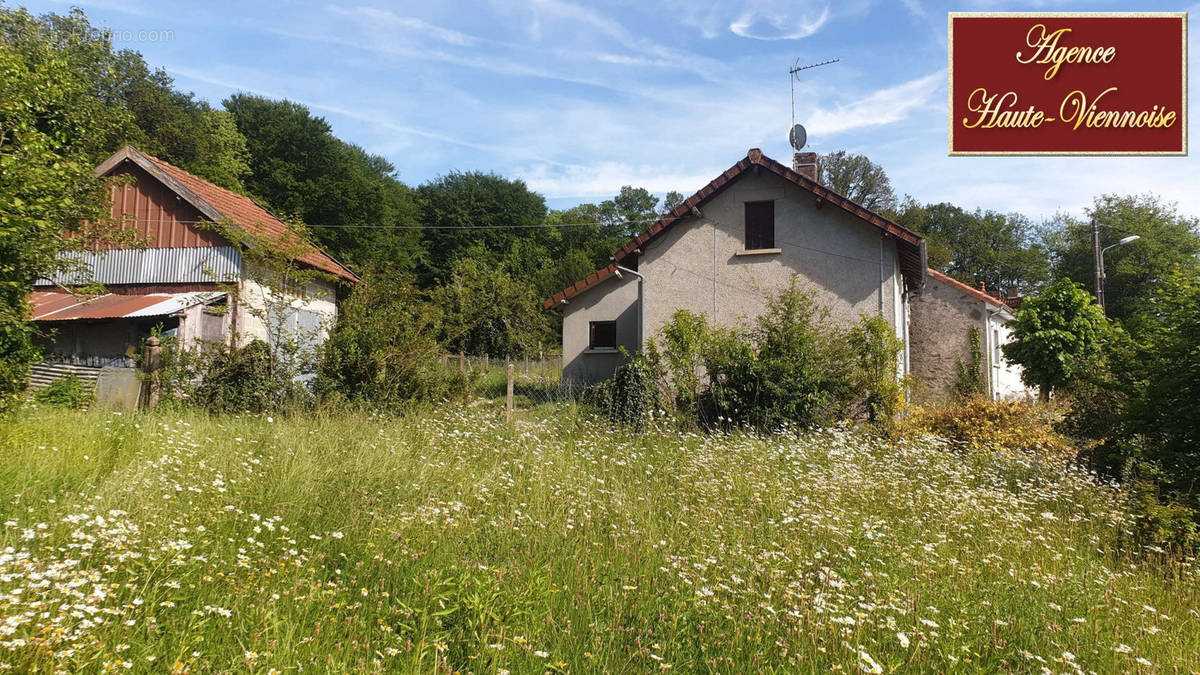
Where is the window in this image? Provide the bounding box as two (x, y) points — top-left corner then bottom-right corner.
(589, 321), (617, 349)
(744, 200), (775, 250)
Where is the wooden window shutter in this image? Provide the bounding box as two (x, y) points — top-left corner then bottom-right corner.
(745, 201), (775, 250)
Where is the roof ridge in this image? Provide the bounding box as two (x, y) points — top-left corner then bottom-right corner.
(542, 148), (926, 309)
(97, 146), (358, 282)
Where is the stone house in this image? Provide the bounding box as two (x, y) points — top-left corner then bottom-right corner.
(543, 148), (928, 385)
(909, 269), (1031, 402)
(30, 146), (358, 377)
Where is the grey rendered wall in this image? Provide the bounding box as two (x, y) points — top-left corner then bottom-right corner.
(559, 169), (906, 385)
(639, 170), (902, 341)
(561, 275), (638, 385)
(909, 276), (984, 403)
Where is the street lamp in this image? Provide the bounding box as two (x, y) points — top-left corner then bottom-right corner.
(1091, 219), (1140, 312)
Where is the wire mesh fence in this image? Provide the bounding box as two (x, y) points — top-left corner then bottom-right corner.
(441, 354), (597, 411)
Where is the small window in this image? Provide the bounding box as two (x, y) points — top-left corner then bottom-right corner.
(745, 200), (775, 250)
(589, 321), (617, 349)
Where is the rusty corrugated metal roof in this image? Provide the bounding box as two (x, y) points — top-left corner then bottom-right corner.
(31, 290), (226, 321)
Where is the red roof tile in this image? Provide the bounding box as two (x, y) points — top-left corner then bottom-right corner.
(543, 148), (926, 310)
(96, 147), (359, 283)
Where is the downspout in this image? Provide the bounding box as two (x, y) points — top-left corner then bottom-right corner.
(616, 265), (645, 350)
(985, 306), (1004, 400)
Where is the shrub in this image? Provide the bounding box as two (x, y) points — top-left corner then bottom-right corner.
(905, 396), (1076, 460)
(33, 374), (93, 409)
(192, 339), (299, 414)
(316, 273), (473, 409)
(601, 353), (660, 428)
(641, 281), (911, 432)
(701, 280), (856, 430)
(848, 313), (909, 426)
(646, 309), (708, 419)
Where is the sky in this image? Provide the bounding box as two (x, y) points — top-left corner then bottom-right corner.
(18, 0), (1200, 220)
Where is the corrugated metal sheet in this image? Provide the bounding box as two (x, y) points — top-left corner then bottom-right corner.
(98, 164), (229, 248)
(31, 290), (226, 321)
(35, 246), (241, 286)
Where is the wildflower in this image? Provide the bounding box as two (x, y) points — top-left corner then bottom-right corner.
(858, 651), (883, 674)
(533, 650), (549, 658)
(1114, 644), (1133, 654)
(1136, 657), (1152, 666)
(897, 632), (910, 648)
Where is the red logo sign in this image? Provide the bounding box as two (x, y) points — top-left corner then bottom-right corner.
(949, 13), (1187, 155)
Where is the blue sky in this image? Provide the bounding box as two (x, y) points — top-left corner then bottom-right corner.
(19, 0), (1200, 219)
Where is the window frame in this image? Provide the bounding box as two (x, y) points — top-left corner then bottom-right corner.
(744, 200), (776, 251)
(588, 320), (618, 350)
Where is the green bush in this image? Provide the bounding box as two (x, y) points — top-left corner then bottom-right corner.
(700, 280), (856, 430)
(33, 373), (93, 409)
(602, 353), (660, 428)
(640, 279), (908, 432)
(316, 273), (474, 409)
(192, 340), (299, 414)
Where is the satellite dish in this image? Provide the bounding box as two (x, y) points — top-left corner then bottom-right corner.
(789, 124), (807, 151)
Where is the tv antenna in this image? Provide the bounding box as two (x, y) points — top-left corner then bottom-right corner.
(789, 58), (839, 147)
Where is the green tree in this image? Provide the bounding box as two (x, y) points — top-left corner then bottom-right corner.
(900, 201), (1050, 293)
(432, 256), (551, 358)
(662, 190), (685, 214)
(1125, 271), (1200, 491)
(416, 170), (548, 283)
(1044, 194), (1200, 323)
(0, 7), (126, 410)
(1002, 278), (1109, 400)
(22, 9), (252, 191)
(224, 94), (423, 272)
(819, 151), (897, 212)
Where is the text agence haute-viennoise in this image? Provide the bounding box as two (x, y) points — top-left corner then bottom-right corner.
(962, 24), (1178, 131)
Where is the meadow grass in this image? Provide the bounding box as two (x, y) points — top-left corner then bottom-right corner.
(0, 402), (1197, 673)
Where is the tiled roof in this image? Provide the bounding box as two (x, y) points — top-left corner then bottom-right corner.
(926, 268), (1012, 310)
(543, 148), (926, 309)
(96, 147), (359, 283)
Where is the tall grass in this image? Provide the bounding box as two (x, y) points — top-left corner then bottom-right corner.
(0, 403), (1197, 672)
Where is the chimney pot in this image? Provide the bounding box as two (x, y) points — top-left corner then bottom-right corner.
(978, 281), (987, 292)
(793, 151), (819, 182)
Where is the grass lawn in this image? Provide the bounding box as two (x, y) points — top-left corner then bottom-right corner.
(0, 402), (1197, 673)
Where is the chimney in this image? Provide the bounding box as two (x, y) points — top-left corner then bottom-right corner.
(793, 151), (819, 182)
(978, 281), (987, 292)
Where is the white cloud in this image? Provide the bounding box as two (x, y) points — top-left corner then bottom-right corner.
(324, 6), (478, 46)
(730, 5), (830, 40)
(806, 71), (944, 136)
(518, 161), (724, 200)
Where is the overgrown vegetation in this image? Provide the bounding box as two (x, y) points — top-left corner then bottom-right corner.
(31, 374), (93, 409)
(1003, 269), (1200, 550)
(316, 273), (473, 409)
(609, 281), (906, 432)
(2, 405), (1198, 672)
(952, 326), (986, 400)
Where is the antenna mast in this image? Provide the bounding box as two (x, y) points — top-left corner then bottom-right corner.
(789, 58), (839, 133)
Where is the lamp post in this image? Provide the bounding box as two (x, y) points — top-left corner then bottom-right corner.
(1091, 218), (1140, 312)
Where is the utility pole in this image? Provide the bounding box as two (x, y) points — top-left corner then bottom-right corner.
(1091, 219), (1105, 311)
